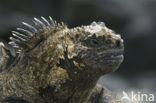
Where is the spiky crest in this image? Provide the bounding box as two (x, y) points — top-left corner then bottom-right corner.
(9, 16), (66, 54)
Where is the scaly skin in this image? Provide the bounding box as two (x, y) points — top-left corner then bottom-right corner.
(0, 17), (124, 103)
(0, 43), (10, 72)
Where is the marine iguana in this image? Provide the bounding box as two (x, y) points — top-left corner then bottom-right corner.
(0, 16), (124, 103)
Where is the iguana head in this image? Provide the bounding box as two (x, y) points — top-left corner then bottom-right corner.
(68, 21), (124, 75)
(7, 17), (124, 77)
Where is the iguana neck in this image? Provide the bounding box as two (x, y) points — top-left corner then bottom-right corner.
(41, 68), (100, 103)
(43, 56), (101, 103)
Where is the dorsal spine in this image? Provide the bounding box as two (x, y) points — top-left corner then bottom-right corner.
(8, 16), (57, 54)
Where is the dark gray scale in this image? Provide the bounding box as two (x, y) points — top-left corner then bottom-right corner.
(0, 43), (16, 72)
(0, 42), (8, 71)
(8, 16), (56, 53)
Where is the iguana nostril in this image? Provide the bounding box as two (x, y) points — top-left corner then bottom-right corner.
(115, 39), (121, 47)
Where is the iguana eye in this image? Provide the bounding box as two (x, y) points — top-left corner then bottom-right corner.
(91, 39), (98, 45)
(92, 34), (96, 38)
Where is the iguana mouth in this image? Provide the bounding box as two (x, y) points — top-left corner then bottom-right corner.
(103, 54), (123, 61)
(96, 48), (124, 62)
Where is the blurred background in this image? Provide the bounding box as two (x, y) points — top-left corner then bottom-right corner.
(0, 0), (156, 96)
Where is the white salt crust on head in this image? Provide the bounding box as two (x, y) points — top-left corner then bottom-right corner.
(84, 21), (122, 40)
(84, 21), (106, 34)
